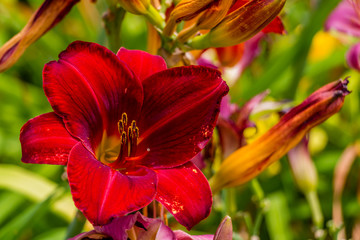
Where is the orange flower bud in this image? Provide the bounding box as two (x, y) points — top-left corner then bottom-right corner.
(0, 0), (79, 73)
(177, 0), (233, 42)
(163, 0), (214, 36)
(189, 0), (286, 49)
(209, 79), (350, 193)
(118, 0), (150, 15)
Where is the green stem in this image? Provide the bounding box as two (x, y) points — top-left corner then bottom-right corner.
(250, 179), (267, 237)
(103, 6), (126, 52)
(187, 33), (212, 50)
(252, 211), (264, 237)
(223, 188), (237, 217)
(65, 210), (87, 239)
(305, 190), (324, 230)
(144, 5), (165, 30)
(251, 178), (265, 200)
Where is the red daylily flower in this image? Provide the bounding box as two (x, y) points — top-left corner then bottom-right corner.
(20, 41), (228, 229)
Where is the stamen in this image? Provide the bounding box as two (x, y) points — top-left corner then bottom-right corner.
(111, 112), (140, 168)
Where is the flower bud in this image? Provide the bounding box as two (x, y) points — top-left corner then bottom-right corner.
(118, 0), (150, 15)
(288, 137), (318, 193)
(0, 0), (79, 73)
(210, 79), (350, 193)
(189, 0), (286, 49)
(163, 0), (214, 36)
(177, 0), (233, 42)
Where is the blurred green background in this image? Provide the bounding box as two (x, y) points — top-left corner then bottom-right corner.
(0, 0), (359, 239)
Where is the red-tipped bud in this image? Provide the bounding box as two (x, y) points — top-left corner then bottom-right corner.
(210, 79), (350, 193)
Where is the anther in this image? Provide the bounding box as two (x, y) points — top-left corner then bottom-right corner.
(121, 131), (127, 145)
(118, 120), (124, 133)
(121, 113), (128, 126)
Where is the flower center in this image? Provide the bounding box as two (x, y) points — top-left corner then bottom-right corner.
(97, 112), (140, 169)
(117, 112), (139, 160)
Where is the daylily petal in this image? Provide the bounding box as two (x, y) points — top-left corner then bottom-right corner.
(218, 91), (267, 158)
(69, 230), (101, 240)
(68, 143), (157, 225)
(346, 43), (360, 71)
(174, 231), (213, 240)
(136, 66), (228, 168)
(155, 162), (212, 230)
(262, 16), (286, 34)
(235, 90), (269, 130)
(72, 212), (176, 240)
(20, 112), (77, 165)
(174, 216), (232, 240)
(43, 41), (143, 150)
(228, 0), (249, 14)
(134, 218), (176, 240)
(117, 48), (167, 81)
(0, 0), (79, 72)
(94, 213), (146, 240)
(217, 119), (241, 159)
(215, 44), (245, 67)
(325, 0), (360, 38)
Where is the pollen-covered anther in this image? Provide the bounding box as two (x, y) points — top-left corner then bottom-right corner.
(115, 113), (140, 162)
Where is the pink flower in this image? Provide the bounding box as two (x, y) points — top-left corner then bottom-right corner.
(20, 41), (228, 229)
(71, 213), (232, 240)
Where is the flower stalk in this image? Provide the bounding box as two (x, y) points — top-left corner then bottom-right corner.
(65, 210), (87, 239)
(103, 4), (126, 53)
(305, 190), (324, 230)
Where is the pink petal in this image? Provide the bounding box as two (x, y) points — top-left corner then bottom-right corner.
(68, 230), (100, 240)
(117, 48), (167, 81)
(94, 213), (144, 240)
(325, 0), (360, 38)
(174, 231), (213, 240)
(20, 112), (77, 165)
(346, 42), (360, 71)
(134, 218), (176, 240)
(217, 118), (241, 159)
(67, 142), (157, 225)
(136, 66), (228, 168)
(43, 41), (143, 151)
(155, 162), (212, 230)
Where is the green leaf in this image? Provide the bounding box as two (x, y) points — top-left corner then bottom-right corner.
(0, 188), (64, 240)
(265, 192), (292, 240)
(0, 164), (75, 221)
